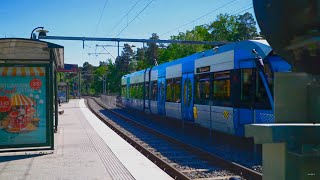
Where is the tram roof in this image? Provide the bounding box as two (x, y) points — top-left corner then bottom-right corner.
(122, 39), (272, 79)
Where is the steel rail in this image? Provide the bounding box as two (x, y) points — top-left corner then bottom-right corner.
(87, 97), (262, 180)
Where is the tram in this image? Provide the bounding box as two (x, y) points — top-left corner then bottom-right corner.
(121, 40), (291, 136)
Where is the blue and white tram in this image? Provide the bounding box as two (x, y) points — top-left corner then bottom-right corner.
(121, 40), (291, 136)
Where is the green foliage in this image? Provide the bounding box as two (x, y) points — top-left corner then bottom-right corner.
(158, 26), (209, 64)
(208, 13), (258, 41)
(145, 33), (160, 67)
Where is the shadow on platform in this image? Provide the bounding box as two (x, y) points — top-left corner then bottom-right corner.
(0, 154), (46, 163)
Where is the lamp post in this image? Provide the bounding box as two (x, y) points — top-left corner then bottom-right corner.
(103, 75), (106, 95)
(30, 27), (43, 39)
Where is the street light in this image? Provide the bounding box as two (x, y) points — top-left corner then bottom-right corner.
(30, 27), (43, 39)
(30, 27), (48, 39)
(99, 75), (106, 95)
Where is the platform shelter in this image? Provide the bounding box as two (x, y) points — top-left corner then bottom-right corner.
(0, 38), (64, 152)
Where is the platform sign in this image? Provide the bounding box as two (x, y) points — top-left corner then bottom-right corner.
(0, 65), (50, 149)
(58, 64), (78, 73)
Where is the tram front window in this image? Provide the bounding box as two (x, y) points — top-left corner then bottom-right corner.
(264, 63), (273, 96)
(256, 63), (273, 109)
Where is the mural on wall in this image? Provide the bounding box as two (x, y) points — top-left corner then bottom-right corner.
(0, 66), (47, 146)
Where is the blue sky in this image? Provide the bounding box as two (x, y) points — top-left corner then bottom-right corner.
(1, 0), (256, 66)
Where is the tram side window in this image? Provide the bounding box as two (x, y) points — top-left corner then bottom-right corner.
(212, 71), (231, 106)
(130, 84), (135, 98)
(133, 84), (136, 99)
(121, 85), (126, 97)
(138, 83), (143, 99)
(140, 83), (144, 99)
(166, 79), (173, 102)
(136, 84), (140, 99)
(195, 73), (210, 105)
(129, 84), (133, 98)
(125, 85), (127, 98)
(239, 68), (272, 109)
(173, 77), (181, 103)
(151, 81), (157, 101)
(135, 84), (138, 99)
(145, 82), (149, 99)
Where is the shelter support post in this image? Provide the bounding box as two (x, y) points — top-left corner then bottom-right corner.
(54, 68), (58, 133)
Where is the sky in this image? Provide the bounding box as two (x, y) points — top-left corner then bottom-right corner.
(1, 0), (256, 66)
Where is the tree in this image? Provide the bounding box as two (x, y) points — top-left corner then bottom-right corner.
(115, 43), (134, 74)
(82, 62), (94, 81)
(158, 26), (209, 64)
(92, 63), (108, 94)
(81, 62), (94, 94)
(105, 59), (121, 93)
(235, 12), (258, 40)
(146, 33), (159, 66)
(136, 47), (148, 70)
(208, 13), (258, 41)
(208, 13), (239, 41)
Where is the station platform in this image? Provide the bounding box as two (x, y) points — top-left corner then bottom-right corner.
(0, 99), (172, 180)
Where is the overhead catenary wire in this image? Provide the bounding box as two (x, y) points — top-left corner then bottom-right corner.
(115, 0), (154, 37)
(96, 0), (142, 60)
(87, 0), (109, 58)
(93, 0), (109, 38)
(160, 0), (238, 36)
(94, 0), (249, 62)
(233, 6), (253, 15)
(230, 3), (253, 15)
(95, 0), (146, 61)
(106, 0), (142, 37)
(97, 0), (154, 61)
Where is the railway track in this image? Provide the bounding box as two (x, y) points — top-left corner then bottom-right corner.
(86, 97), (262, 180)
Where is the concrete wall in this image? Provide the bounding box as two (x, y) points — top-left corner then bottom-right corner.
(100, 95), (120, 109)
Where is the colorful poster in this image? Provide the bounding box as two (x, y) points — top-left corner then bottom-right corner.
(0, 66), (48, 147)
(58, 86), (67, 102)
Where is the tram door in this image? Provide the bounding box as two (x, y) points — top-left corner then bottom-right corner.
(182, 73), (194, 122)
(157, 77), (166, 116)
